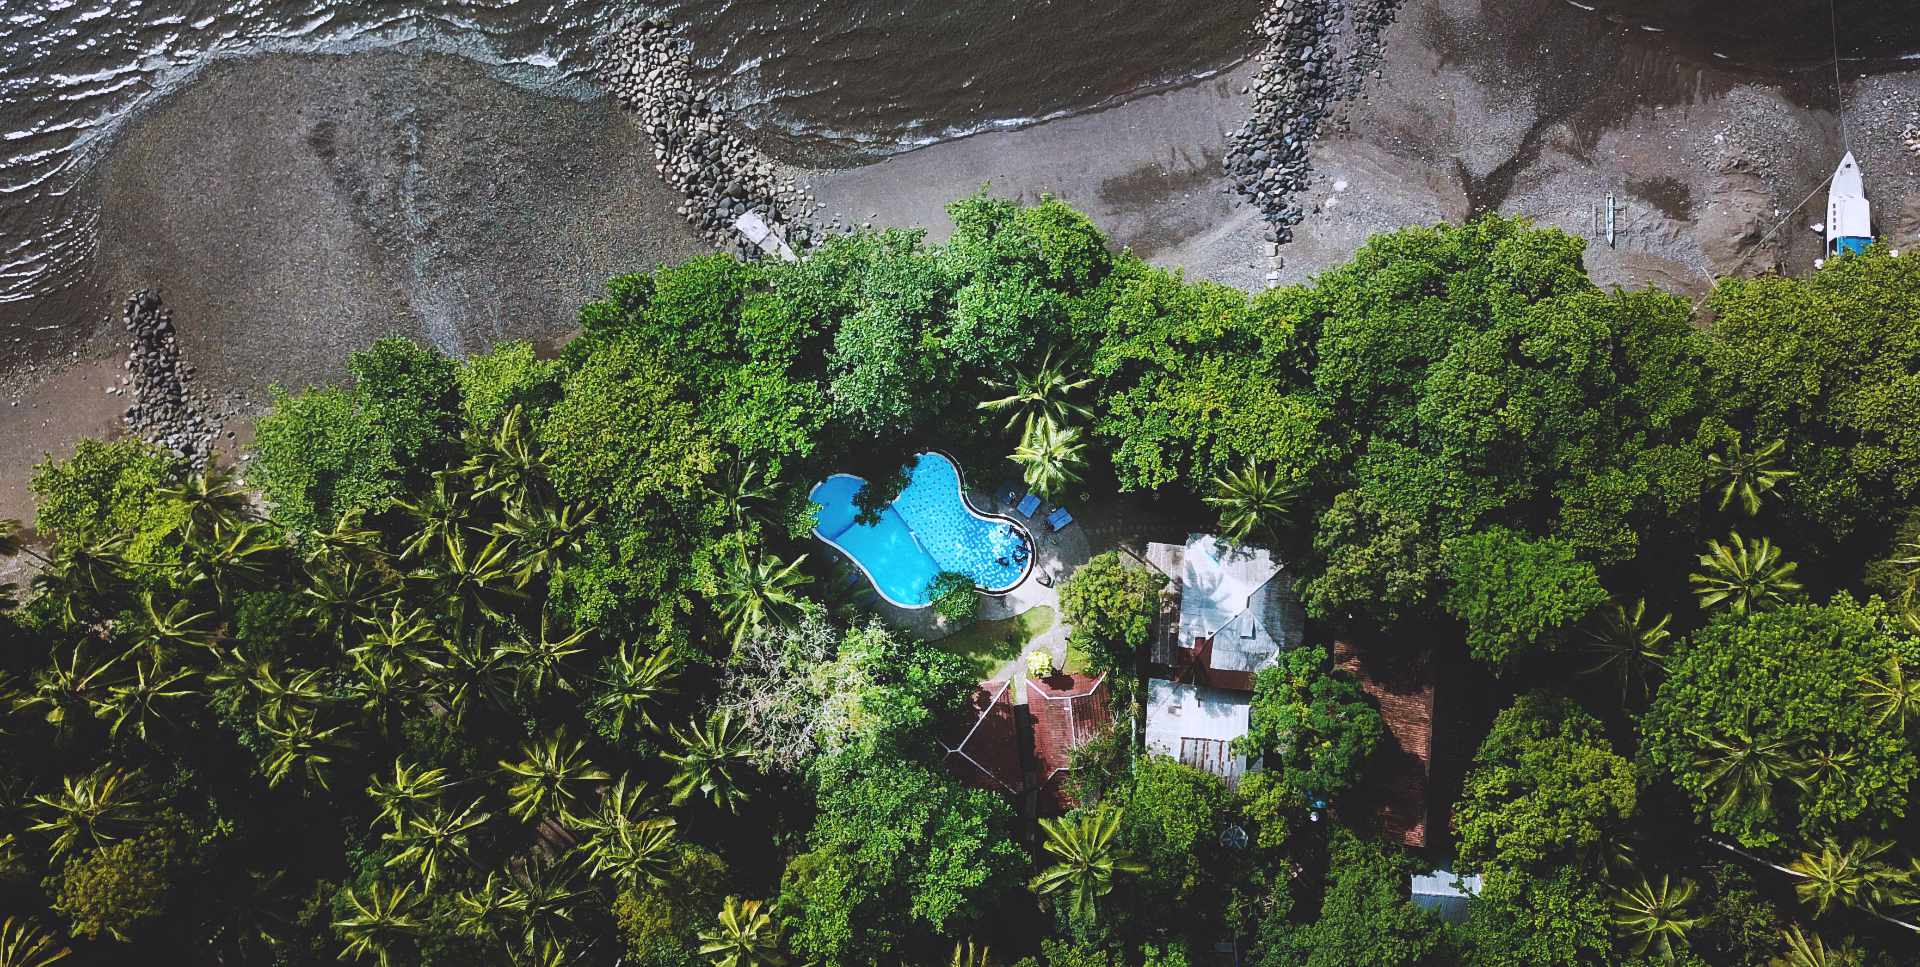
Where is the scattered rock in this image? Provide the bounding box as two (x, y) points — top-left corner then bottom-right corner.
(1224, 0), (1404, 247)
(118, 290), (219, 467)
(594, 16), (820, 257)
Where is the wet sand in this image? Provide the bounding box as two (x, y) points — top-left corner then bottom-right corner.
(5, 0), (1920, 525)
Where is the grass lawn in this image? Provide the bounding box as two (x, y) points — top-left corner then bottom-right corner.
(937, 605), (1056, 679)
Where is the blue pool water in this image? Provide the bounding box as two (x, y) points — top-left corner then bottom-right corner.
(811, 452), (1032, 608)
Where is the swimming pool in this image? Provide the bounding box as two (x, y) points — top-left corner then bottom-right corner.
(811, 452), (1033, 608)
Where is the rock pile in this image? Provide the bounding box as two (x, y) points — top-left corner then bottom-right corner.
(1224, 0), (1403, 254)
(596, 16), (818, 257)
(119, 290), (218, 467)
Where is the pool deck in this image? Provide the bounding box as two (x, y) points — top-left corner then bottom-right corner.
(883, 483), (1197, 687)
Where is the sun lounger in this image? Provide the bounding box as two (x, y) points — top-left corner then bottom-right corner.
(1017, 493), (1041, 517)
(1046, 508), (1074, 532)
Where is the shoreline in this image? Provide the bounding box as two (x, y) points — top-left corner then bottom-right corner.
(6, 0), (1920, 525)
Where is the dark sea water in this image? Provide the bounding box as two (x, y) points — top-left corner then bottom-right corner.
(2, 0), (1917, 355)
(0, 0), (1262, 351)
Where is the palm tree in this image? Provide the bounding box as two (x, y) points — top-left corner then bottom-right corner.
(301, 508), (385, 566)
(1010, 419), (1086, 500)
(587, 643), (679, 739)
(948, 941), (993, 967)
(1580, 599), (1672, 705)
(1791, 741), (1861, 798)
(393, 477), (471, 562)
(1610, 875), (1705, 959)
(712, 550), (811, 647)
(160, 463), (254, 546)
(385, 798), (489, 890)
(429, 627), (517, 722)
(977, 349), (1094, 437)
(94, 661), (196, 742)
(1858, 655), (1920, 731)
(1205, 462), (1299, 548)
(495, 500), (594, 588)
(1770, 925), (1861, 967)
(138, 593), (218, 657)
(236, 661), (327, 724)
(710, 458), (782, 533)
(28, 766), (149, 858)
(302, 560), (397, 644)
(31, 536), (131, 628)
(182, 522), (285, 605)
(504, 618), (588, 700)
(584, 815), (677, 890)
(258, 705), (348, 792)
(428, 532), (527, 631)
(344, 656), (421, 737)
(1029, 806), (1146, 925)
(504, 857), (586, 958)
(0, 916), (69, 967)
(19, 642), (125, 737)
(1690, 532), (1803, 615)
(1690, 717), (1794, 826)
(1708, 438), (1796, 516)
(698, 897), (787, 967)
(463, 406), (547, 508)
(500, 732), (609, 826)
(668, 713), (753, 812)
(333, 883), (424, 967)
(581, 774), (676, 889)
(367, 760), (451, 835)
(352, 603), (438, 666)
(1789, 838), (1902, 918)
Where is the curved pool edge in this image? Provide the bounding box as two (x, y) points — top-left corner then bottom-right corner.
(808, 451), (1037, 611)
(810, 473), (930, 611)
(925, 447), (1039, 596)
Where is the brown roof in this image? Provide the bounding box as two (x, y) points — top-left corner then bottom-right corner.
(941, 681), (1026, 796)
(1026, 673), (1111, 814)
(1333, 640), (1435, 848)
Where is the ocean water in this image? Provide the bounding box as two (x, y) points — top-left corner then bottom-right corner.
(0, 0), (1263, 352)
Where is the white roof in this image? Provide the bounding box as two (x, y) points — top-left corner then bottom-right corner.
(1145, 679), (1251, 751)
(1146, 534), (1302, 671)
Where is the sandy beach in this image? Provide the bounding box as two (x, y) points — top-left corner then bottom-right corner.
(4, 0), (1919, 525)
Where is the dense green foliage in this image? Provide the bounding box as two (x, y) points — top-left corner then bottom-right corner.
(1453, 693), (1636, 874)
(1055, 552), (1166, 677)
(1237, 645), (1382, 804)
(4, 200), (1918, 965)
(1641, 595), (1918, 848)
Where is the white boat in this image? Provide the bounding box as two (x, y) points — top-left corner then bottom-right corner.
(1826, 151), (1873, 257)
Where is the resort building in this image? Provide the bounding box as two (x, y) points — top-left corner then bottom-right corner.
(939, 673), (1113, 817)
(1142, 534), (1306, 785)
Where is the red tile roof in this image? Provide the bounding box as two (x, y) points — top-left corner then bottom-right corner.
(1334, 640), (1435, 848)
(1027, 672), (1111, 815)
(941, 681), (1026, 795)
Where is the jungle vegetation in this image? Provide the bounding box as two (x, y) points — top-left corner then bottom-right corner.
(1, 198), (1918, 966)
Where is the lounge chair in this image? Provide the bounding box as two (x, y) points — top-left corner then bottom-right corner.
(1017, 493), (1041, 517)
(1046, 508), (1074, 532)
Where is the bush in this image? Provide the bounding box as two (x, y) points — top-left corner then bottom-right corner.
(1453, 693), (1636, 875)
(930, 571), (979, 622)
(1057, 552), (1166, 673)
(52, 828), (180, 942)
(30, 439), (184, 560)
